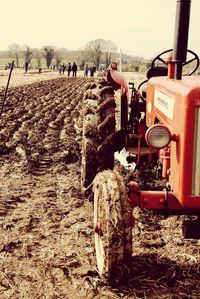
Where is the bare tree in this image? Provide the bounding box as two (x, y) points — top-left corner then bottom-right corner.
(55, 49), (63, 67)
(23, 45), (33, 65)
(34, 49), (42, 68)
(85, 39), (105, 69)
(42, 46), (56, 68)
(104, 40), (117, 68)
(55, 56), (62, 68)
(85, 39), (117, 69)
(79, 59), (85, 70)
(8, 43), (21, 68)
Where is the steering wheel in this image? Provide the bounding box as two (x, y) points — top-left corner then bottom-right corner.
(137, 49), (199, 102)
(137, 79), (148, 102)
(151, 49), (200, 76)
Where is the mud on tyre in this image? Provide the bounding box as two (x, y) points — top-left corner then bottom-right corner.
(81, 81), (116, 192)
(93, 170), (133, 282)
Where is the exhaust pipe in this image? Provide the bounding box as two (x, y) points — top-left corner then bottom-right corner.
(173, 0), (191, 79)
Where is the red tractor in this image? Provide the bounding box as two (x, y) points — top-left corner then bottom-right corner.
(81, 0), (200, 281)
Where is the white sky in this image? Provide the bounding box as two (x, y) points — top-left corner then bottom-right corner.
(0, 0), (199, 59)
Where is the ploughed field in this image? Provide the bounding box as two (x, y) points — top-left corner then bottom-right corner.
(0, 74), (199, 298)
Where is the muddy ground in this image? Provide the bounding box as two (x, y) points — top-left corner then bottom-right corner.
(0, 71), (199, 299)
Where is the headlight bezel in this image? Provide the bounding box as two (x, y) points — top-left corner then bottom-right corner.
(145, 124), (172, 149)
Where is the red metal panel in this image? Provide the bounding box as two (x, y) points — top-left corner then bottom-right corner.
(140, 191), (182, 209)
(146, 76), (200, 209)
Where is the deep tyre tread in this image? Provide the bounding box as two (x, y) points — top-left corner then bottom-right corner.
(81, 137), (97, 191)
(81, 81), (115, 191)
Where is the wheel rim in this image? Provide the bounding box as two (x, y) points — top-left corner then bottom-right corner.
(93, 170), (131, 280)
(94, 180), (107, 275)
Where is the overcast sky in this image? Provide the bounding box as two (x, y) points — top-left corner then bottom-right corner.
(1, 0), (199, 59)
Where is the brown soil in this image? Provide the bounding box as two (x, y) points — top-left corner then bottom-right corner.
(0, 72), (199, 299)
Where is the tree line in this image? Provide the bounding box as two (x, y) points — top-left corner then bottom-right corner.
(0, 39), (149, 72)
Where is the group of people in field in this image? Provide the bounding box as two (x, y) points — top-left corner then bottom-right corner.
(84, 64), (97, 77)
(21, 61), (97, 77)
(57, 63), (97, 78)
(58, 62), (78, 77)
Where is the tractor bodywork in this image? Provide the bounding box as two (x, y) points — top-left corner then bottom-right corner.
(146, 76), (200, 208)
(129, 76), (200, 215)
(126, 0), (200, 217)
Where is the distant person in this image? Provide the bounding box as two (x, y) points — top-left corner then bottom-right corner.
(84, 64), (89, 77)
(25, 62), (29, 73)
(89, 65), (95, 77)
(67, 63), (72, 77)
(93, 65), (96, 73)
(58, 65), (62, 75)
(72, 62), (77, 77)
(62, 63), (66, 74)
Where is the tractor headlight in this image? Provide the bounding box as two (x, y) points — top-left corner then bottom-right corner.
(145, 124), (171, 149)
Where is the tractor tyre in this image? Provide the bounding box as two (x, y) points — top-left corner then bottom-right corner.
(97, 85), (116, 172)
(93, 170), (133, 282)
(81, 83), (116, 193)
(81, 111), (98, 193)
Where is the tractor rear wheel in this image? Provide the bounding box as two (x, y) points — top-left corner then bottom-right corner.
(81, 111), (98, 191)
(93, 170), (133, 282)
(81, 83), (116, 193)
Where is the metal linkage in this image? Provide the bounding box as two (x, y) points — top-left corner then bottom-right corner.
(0, 60), (14, 116)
